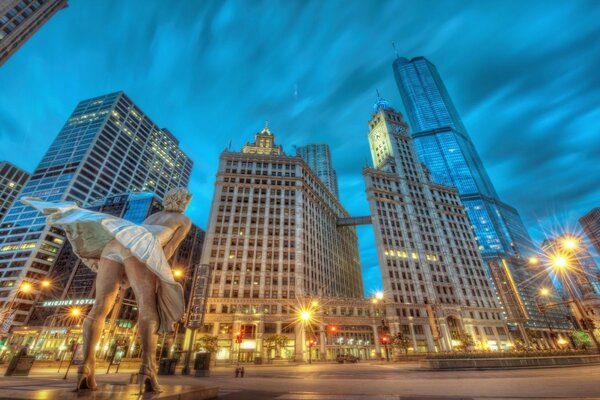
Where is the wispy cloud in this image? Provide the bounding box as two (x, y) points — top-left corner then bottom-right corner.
(1, 0), (598, 294)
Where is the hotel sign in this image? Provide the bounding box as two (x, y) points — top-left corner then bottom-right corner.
(42, 299), (95, 307)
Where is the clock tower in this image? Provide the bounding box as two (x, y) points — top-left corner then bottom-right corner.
(368, 94), (410, 171)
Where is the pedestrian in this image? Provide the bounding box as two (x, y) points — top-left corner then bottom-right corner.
(235, 367), (239, 378)
(240, 367), (245, 378)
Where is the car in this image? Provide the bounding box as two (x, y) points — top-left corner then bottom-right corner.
(335, 354), (359, 363)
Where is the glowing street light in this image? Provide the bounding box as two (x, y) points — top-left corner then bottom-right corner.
(551, 255), (568, 270)
(528, 256), (539, 265)
(41, 279), (51, 288)
(300, 310), (312, 323)
(173, 268), (184, 279)
(539, 288), (550, 297)
(71, 307), (81, 317)
(375, 291), (384, 301)
(561, 237), (578, 250)
(20, 282), (32, 293)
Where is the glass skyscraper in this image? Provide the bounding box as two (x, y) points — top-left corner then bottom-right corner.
(393, 57), (570, 331)
(296, 144), (339, 199)
(0, 92), (192, 328)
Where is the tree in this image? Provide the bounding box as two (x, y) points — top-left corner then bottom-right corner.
(570, 331), (592, 350)
(195, 335), (219, 354)
(263, 334), (288, 360)
(454, 332), (475, 352)
(391, 333), (412, 356)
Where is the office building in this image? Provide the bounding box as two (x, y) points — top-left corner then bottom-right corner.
(296, 144), (339, 199)
(0, 92), (192, 330)
(0, 0), (68, 66)
(392, 56), (568, 331)
(363, 96), (510, 351)
(197, 126), (362, 362)
(0, 162), (29, 222)
(580, 208), (600, 257)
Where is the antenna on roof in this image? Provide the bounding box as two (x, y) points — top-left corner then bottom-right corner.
(228, 140), (232, 150)
(392, 42), (399, 58)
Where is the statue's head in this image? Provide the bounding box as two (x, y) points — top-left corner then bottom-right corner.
(163, 187), (192, 213)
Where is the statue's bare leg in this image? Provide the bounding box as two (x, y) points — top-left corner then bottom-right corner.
(124, 256), (161, 392)
(80, 250), (124, 390)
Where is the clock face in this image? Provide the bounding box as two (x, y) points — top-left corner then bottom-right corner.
(393, 125), (405, 134)
(374, 130), (381, 141)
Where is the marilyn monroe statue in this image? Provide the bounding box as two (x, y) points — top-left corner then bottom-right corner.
(21, 187), (192, 392)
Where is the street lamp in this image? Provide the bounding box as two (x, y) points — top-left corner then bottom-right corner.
(20, 282), (32, 293)
(561, 237), (579, 251)
(173, 268), (184, 279)
(548, 253), (600, 351)
(534, 288), (556, 348)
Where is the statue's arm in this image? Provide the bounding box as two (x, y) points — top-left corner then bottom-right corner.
(163, 217), (192, 260)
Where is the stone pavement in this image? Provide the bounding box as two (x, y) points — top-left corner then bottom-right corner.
(1, 362), (600, 399)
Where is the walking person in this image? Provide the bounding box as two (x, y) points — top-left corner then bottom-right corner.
(235, 367), (240, 378)
(240, 367), (245, 378)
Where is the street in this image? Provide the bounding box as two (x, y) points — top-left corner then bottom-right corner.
(1, 362), (600, 399)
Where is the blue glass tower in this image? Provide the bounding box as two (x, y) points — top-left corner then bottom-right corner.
(393, 56), (532, 257)
(393, 57), (570, 331)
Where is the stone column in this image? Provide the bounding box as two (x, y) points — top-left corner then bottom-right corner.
(424, 324), (436, 352)
(372, 324), (381, 359)
(295, 324), (305, 361)
(440, 323), (452, 351)
(408, 323), (418, 353)
(319, 324), (326, 360)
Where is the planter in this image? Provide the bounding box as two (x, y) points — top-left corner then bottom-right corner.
(420, 354), (600, 370)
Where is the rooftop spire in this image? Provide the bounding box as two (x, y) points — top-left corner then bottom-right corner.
(374, 90), (390, 112)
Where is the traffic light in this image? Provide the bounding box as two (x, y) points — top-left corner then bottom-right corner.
(307, 338), (317, 347)
(235, 332), (242, 343)
(328, 325), (338, 334)
(381, 335), (390, 345)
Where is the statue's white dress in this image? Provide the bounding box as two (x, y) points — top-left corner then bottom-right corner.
(21, 197), (184, 334)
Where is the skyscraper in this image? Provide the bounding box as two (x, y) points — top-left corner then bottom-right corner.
(0, 92), (192, 329)
(364, 97), (510, 351)
(0, 0), (68, 66)
(0, 161), (29, 222)
(197, 126), (362, 362)
(580, 208), (600, 257)
(392, 56), (568, 332)
(296, 144), (339, 199)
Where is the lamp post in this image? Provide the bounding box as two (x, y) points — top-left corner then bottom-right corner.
(548, 250), (600, 351)
(371, 291), (389, 361)
(534, 288), (556, 349)
(182, 263), (211, 375)
(1, 280), (53, 329)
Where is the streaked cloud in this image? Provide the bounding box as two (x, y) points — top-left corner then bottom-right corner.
(1, 0), (598, 294)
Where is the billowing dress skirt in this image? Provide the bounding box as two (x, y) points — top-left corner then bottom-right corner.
(21, 197), (184, 334)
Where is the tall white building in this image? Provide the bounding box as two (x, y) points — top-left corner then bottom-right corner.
(363, 96), (510, 351)
(0, 92), (192, 329)
(198, 126), (362, 362)
(296, 144), (339, 199)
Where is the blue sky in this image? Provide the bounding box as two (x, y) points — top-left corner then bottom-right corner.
(1, 0), (598, 294)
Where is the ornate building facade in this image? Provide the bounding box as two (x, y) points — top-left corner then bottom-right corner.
(198, 127), (363, 362)
(363, 96), (511, 351)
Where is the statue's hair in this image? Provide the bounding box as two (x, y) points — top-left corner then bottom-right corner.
(163, 187), (192, 212)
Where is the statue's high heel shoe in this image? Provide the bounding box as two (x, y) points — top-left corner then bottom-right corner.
(138, 364), (161, 393)
(76, 365), (97, 391)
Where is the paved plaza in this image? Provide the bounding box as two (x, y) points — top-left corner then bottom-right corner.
(1, 362), (600, 399)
